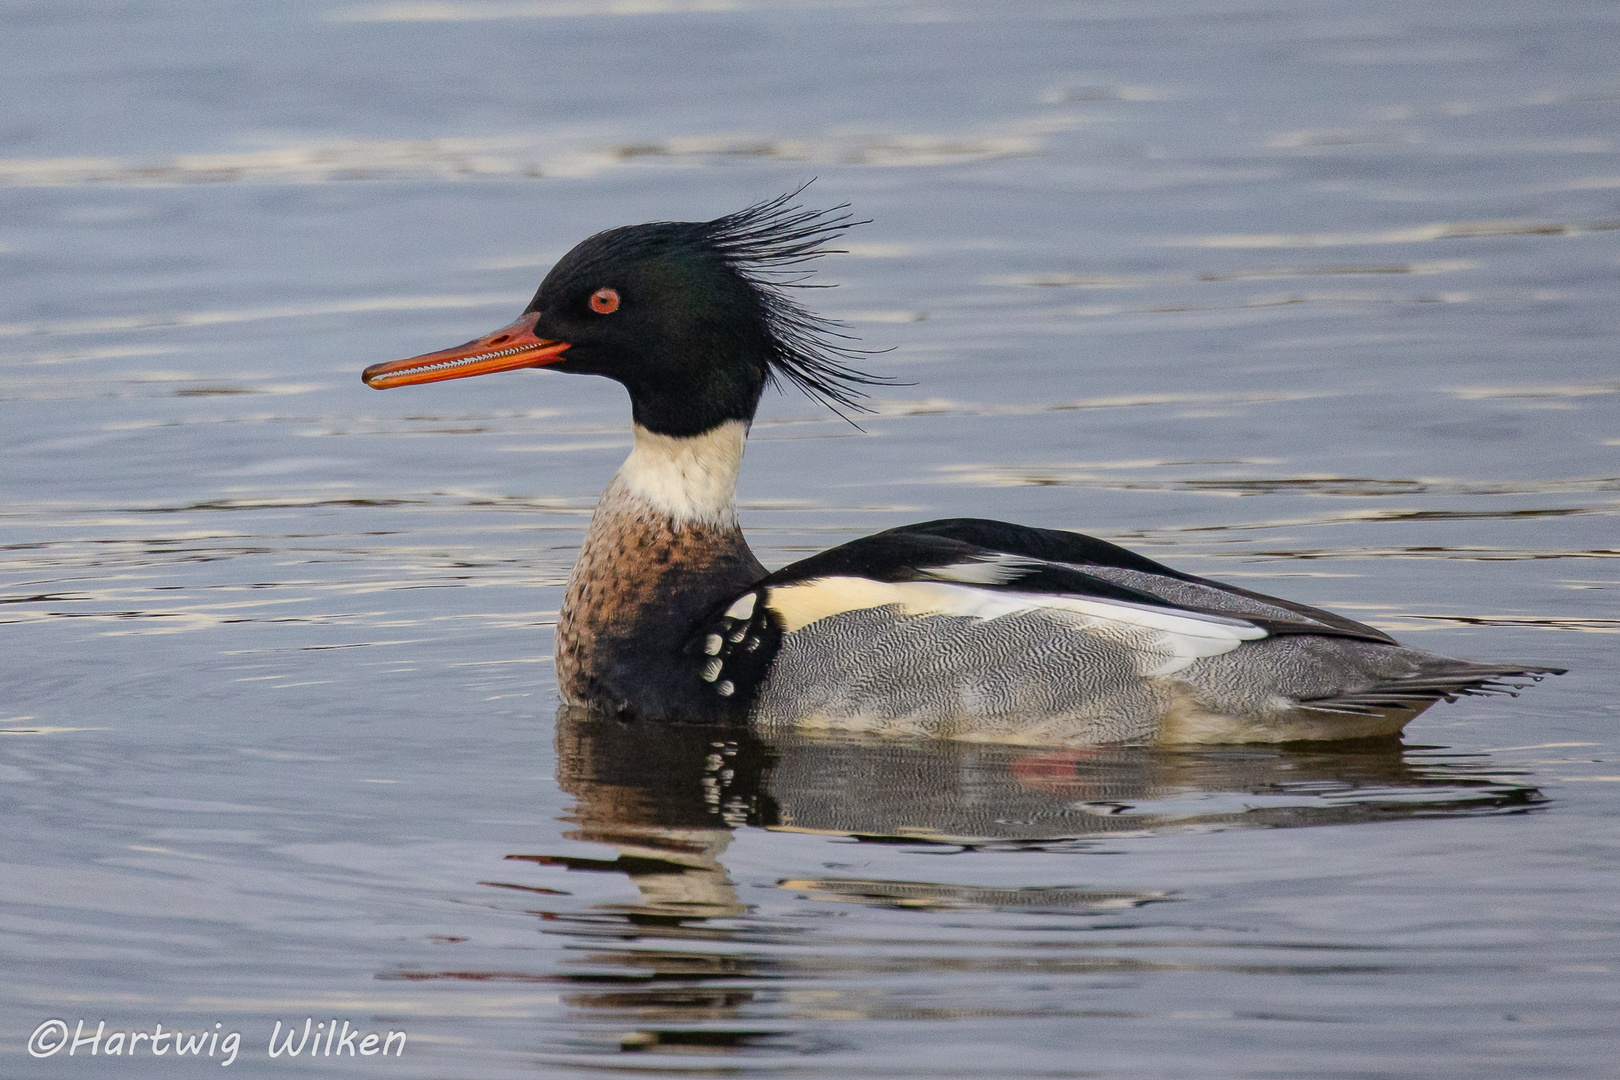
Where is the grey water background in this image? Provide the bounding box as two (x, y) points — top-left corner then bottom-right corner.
(3, 0), (1619, 1075)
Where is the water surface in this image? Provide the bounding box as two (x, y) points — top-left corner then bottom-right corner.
(3, 0), (1618, 1076)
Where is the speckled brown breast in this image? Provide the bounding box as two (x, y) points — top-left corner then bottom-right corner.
(556, 478), (765, 719)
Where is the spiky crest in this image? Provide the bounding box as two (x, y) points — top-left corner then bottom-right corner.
(700, 190), (894, 417)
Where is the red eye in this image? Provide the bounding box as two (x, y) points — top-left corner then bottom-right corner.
(589, 287), (620, 315)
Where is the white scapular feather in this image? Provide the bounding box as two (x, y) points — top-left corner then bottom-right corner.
(764, 576), (1267, 676)
(918, 554), (1038, 585)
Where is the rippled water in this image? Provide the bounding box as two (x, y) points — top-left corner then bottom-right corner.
(4, 0), (1618, 1076)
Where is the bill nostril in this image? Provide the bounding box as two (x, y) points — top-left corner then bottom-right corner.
(488, 335), (510, 345)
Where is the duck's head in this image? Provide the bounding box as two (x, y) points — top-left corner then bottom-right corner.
(362, 193), (885, 437)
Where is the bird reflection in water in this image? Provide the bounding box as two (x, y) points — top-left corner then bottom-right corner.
(396, 714), (1545, 1061)
(548, 707), (1542, 862)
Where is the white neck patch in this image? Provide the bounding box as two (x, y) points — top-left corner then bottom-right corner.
(613, 421), (748, 527)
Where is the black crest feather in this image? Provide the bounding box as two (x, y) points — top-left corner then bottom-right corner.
(699, 189), (895, 417)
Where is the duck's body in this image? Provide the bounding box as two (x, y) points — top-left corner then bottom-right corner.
(363, 195), (1559, 745)
(548, 422), (1543, 743)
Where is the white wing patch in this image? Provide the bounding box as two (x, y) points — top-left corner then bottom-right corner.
(764, 575), (1266, 676)
(917, 553), (1038, 585)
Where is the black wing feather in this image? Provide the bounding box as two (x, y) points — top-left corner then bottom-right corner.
(756, 530), (1198, 611)
(880, 518), (1397, 645)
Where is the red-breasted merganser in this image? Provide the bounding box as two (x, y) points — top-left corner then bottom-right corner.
(362, 194), (1561, 744)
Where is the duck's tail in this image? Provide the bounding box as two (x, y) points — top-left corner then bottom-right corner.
(1298, 663), (1566, 716)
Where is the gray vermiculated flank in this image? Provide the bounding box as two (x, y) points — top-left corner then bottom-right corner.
(752, 606), (1172, 743)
